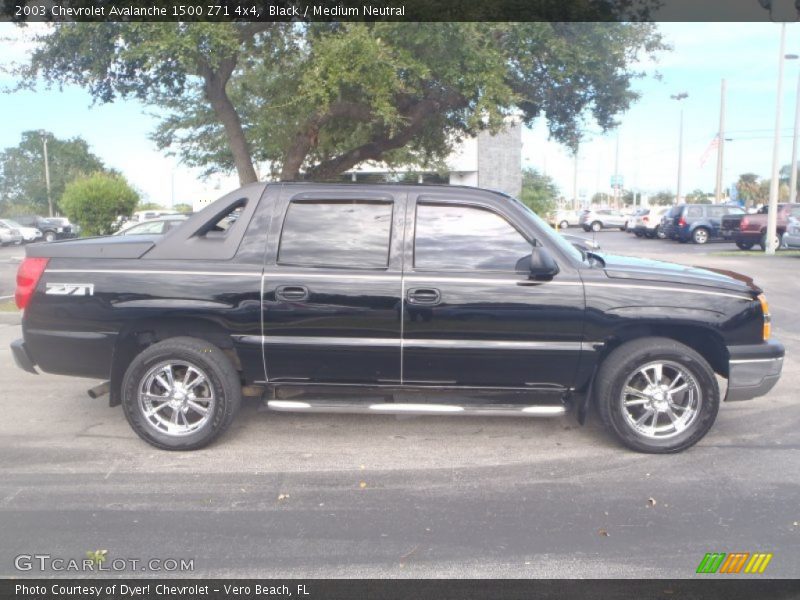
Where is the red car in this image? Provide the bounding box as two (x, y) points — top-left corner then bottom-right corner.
(729, 204), (800, 250)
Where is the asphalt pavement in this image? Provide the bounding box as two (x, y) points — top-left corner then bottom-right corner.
(0, 231), (798, 578)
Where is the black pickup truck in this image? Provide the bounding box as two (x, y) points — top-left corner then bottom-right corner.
(10, 183), (784, 453)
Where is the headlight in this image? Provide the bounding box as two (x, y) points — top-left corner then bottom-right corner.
(55, 227), (63, 233)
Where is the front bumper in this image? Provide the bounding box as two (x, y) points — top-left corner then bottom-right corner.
(726, 340), (784, 401)
(10, 338), (37, 374)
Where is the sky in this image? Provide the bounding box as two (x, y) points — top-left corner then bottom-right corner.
(0, 22), (799, 207)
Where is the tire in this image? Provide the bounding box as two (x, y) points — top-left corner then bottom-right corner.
(559, 220), (569, 230)
(43, 231), (56, 243)
(735, 241), (754, 251)
(591, 221), (602, 232)
(656, 226), (666, 240)
(759, 232), (780, 251)
(692, 227), (710, 244)
(645, 231), (656, 239)
(595, 337), (719, 453)
(635, 231), (644, 238)
(121, 337), (242, 451)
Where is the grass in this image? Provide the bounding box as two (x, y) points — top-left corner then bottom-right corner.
(710, 250), (800, 258)
(0, 299), (19, 312)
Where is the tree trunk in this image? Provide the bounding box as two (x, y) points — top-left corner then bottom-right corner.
(200, 60), (258, 186)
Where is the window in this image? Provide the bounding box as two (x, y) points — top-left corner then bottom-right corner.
(123, 221), (165, 235)
(686, 206), (703, 218)
(278, 200), (393, 269)
(726, 206), (745, 215)
(414, 203), (532, 272)
(707, 206), (726, 218)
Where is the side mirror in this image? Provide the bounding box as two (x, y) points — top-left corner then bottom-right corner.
(529, 246), (560, 280)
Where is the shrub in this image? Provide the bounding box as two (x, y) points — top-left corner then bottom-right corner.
(60, 173), (139, 236)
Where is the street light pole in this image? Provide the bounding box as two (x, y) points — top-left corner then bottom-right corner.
(766, 23), (787, 255)
(40, 131), (53, 217)
(790, 68), (800, 203)
(671, 92), (689, 205)
(715, 79), (727, 203)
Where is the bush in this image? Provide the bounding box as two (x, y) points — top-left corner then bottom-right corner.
(60, 173), (139, 236)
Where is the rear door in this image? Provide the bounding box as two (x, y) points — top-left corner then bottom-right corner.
(261, 187), (404, 385)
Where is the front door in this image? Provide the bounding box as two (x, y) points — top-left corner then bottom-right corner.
(401, 193), (585, 391)
(261, 188), (404, 385)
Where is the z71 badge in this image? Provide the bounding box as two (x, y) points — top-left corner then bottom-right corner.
(45, 283), (94, 296)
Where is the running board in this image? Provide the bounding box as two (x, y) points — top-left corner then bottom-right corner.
(266, 400), (566, 417)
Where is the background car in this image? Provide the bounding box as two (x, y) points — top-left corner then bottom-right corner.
(548, 209), (582, 229)
(0, 221), (23, 246)
(0, 218), (41, 243)
(579, 208), (627, 232)
(114, 215), (189, 236)
(12, 215), (78, 242)
(561, 232), (601, 253)
(728, 203), (800, 250)
(631, 206), (669, 239)
(662, 203), (745, 244)
(780, 214), (800, 249)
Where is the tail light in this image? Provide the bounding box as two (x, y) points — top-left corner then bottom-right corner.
(758, 293), (771, 340)
(15, 257), (49, 310)
(741, 217), (750, 229)
(643, 216), (649, 223)
(678, 216), (687, 227)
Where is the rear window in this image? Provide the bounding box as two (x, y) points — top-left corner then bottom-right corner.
(278, 200), (393, 269)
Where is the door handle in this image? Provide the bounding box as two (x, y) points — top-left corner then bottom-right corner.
(275, 285), (309, 302)
(407, 287), (441, 305)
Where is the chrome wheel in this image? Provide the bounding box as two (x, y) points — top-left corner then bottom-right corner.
(693, 228), (708, 244)
(138, 360), (215, 437)
(620, 360), (702, 439)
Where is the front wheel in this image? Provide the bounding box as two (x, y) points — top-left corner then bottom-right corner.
(692, 228), (709, 244)
(121, 337), (242, 450)
(591, 221), (602, 232)
(736, 241), (754, 250)
(759, 232), (781, 251)
(595, 337), (719, 453)
(43, 231), (56, 243)
(559, 220), (569, 230)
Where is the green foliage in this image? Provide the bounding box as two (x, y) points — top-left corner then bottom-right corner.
(60, 173), (139, 236)
(592, 192), (611, 205)
(136, 201), (166, 211)
(650, 190), (675, 206)
(19, 22), (666, 183)
(685, 189), (711, 204)
(0, 130), (107, 215)
(736, 173), (766, 208)
(172, 203), (193, 213)
(519, 168), (559, 216)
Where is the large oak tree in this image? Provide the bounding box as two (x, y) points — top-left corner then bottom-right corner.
(18, 22), (665, 184)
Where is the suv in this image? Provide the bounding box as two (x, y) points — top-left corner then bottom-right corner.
(10, 183), (784, 454)
(726, 204), (800, 250)
(631, 207), (669, 239)
(579, 209), (627, 232)
(12, 216), (78, 242)
(662, 204), (745, 244)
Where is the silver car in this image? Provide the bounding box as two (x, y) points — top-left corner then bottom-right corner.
(579, 208), (628, 232)
(0, 222), (23, 246)
(782, 215), (800, 249)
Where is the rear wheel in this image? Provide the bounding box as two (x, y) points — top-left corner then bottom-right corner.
(595, 338), (719, 453)
(692, 227), (710, 244)
(759, 232), (780, 251)
(635, 231), (644, 238)
(736, 241), (754, 250)
(121, 337), (241, 450)
(656, 226), (666, 240)
(559, 220), (569, 230)
(591, 221), (602, 232)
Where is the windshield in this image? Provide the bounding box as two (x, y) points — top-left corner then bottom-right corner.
(506, 197), (586, 263)
(1, 219), (22, 228)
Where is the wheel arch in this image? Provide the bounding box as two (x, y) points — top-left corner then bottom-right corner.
(108, 317), (242, 407)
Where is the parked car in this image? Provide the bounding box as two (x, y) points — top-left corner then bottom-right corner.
(11, 183), (783, 454)
(0, 221), (23, 246)
(12, 216), (78, 242)
(114, 215), (189, 236)
(561, 232), (601, 253)
(0, 218), (42, 243)
(631, 207), (669, 239)
(781, 214), (800, 249)
(626, 209), (648, 234)
(549, 209), (582, 230)
(662, 203), (745, 244)
(579, 208), (627, 232)
(725, 203), (800, 250)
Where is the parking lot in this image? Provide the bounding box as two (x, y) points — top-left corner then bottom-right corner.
(0, 233), (798, 578)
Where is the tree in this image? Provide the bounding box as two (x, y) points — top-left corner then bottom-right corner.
(685, 189), (711, 204)
(0, 130), (107, 215)
(60, 173), (139, 236)
(19, 22), (665, 184)
(650, 190), (675, 206)
(519, 168), (559, 216)
(136, 201), (166, 212)
(736, 173), (765, 209)
(591, 192), (611, 205)
(173, 203), (193, 214)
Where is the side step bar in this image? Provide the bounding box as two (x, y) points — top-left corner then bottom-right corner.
(266, 400), (566, 417)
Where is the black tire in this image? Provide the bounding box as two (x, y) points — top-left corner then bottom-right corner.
(591, 221), (602, 232)
(645, 231), (656, 239)
(43, 231), (56, 243)
(758, 232), (780, 251)
(634, 231), (644, 238)
(121, 337), (242, 451)
(692, 227), (710, 245)
(595, 337), (720, 453)
(736, 241), (754, 250)
(559, 220), (569, 230)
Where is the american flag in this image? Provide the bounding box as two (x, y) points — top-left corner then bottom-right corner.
(699, 135), (720, 168)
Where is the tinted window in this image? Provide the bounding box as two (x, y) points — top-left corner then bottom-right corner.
(707, 206), (726, 218)
(278, 200), (393, 269)
(124, 221), (165, 235)
(726, 206), (745, 215)
(414, 203), (532, 271)
(686, 206), (703, 218)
